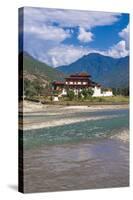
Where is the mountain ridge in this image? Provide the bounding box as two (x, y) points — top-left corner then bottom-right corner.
(57, 53), (129, 88)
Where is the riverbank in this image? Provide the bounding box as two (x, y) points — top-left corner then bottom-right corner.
(21, 100), (129, 113)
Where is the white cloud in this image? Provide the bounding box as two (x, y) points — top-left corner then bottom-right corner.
(119, 24), (129, 49)
(104, 25), (129, 58)
(21, 7), (129, 66)
(26, 40), (129, 68)
(46, 41), (128, 67)
(24, 7), (121, 29)
(37, 44), (89, 67)
(24, 24), (70, 42)
(23, 7), (121, 46)
(78, 27), (93, 42)
(106, 40), (129, 58)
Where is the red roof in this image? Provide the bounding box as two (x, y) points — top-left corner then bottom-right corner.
(52, 81), (65, 85)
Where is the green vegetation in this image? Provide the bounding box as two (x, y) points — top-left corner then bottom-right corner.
(21, 52), (65, 81)
(24, 79), (44, 98)
(38, 95), (129, 106)
(67, 90), (75, 101)
(21, 51), (66, 100)
(20, 52), (129, 106)
(66, 88), (94, 101)
(53, 95), (129, 106)
(81, 88), (94, 99)
(112, 87), (129, 96)
(90, 96), (129, 103)
(57, 53), (129, 88)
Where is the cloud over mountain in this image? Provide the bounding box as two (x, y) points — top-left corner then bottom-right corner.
(20, 7), (129, 67)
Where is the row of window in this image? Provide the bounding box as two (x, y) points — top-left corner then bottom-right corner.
(65, 81), (87, 85)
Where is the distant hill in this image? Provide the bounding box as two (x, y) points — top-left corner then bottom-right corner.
(19, 52), (66, 97)
(19, 52), (65, 82)
(57, 53), (129, 88)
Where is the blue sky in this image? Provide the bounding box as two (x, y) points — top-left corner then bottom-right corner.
(20, 7), (129, 67)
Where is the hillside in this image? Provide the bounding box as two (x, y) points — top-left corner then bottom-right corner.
(19, 52), (65, 82)
(57, 53), (129, 88)
(19, 52), (66, 98)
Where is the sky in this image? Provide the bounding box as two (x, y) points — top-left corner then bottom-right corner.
(19, 7), (129, 67)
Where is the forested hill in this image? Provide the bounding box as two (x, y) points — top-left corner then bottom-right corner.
(19, 52), (65, 82)
(57, 53), (129, 88)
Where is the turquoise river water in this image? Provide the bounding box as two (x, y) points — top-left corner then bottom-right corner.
(20, 108), (129, 193)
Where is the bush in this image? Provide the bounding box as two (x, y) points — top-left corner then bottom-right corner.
(81, 88), (94, 99)
(67, 90), (75, 101)
(112, 87), (129, 96)
(78, 92), (82, 100)
(24, 79), (45, 98)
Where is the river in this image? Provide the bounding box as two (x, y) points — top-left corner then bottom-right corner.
(20, 107), (129, 193)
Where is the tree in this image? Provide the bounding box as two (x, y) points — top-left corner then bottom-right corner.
(87, 88), (94, 97)
(32, 80), (44, 96)
(67, 90), (75, 101)
(111, 87), (129, 96)
(81, 88), (94, 99)
(78, 91), (82, 100)
(24, 79), (44, 98)
(24, 83), (37, 97)
(81, 89), (88, 99)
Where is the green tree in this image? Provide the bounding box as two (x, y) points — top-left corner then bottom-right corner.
(81, 89), (88, 99)
(24, 79), (44, 98)
(87, 88), (94, 96)
(32, 80), (44, 96)
(111, 87), (129, 96)
(81, 88), (94, 99)
(24, 83), (37, 97)
(78, 91), (82, 100)
(67, 90), (75, 101)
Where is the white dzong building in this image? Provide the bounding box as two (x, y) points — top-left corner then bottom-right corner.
(52, 72), (113, 99)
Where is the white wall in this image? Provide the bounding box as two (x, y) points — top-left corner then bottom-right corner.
(92, 86), (113, 97)
(102, 91), (113, 97)
(53, 96), (59, 101)
(92, 86), (103, 97)
(59, 87), (113, 97)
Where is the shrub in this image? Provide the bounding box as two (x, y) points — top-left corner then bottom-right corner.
(24, 79), (45, 98)
(67, 90), (75, 101)
(81, 88), (94, 99)
(78, 92), (82, 100)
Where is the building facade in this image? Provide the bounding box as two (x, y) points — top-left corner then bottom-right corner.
(52, 73), (113, 100)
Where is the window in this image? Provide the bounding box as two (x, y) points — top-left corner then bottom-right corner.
(83, 82), (87, 85)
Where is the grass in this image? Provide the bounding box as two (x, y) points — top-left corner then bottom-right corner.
(30, 95), (129, 106)
(89, 96), (129, 103)
(24, 95), (129, 106)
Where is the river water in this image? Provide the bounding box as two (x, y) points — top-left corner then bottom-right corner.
(21, 108), (129, 193)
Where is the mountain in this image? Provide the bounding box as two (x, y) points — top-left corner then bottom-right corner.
(57, 53), (129, 88)
(19, 52), (65, 82)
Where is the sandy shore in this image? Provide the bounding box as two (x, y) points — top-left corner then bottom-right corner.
(21, 100), (129, 113)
